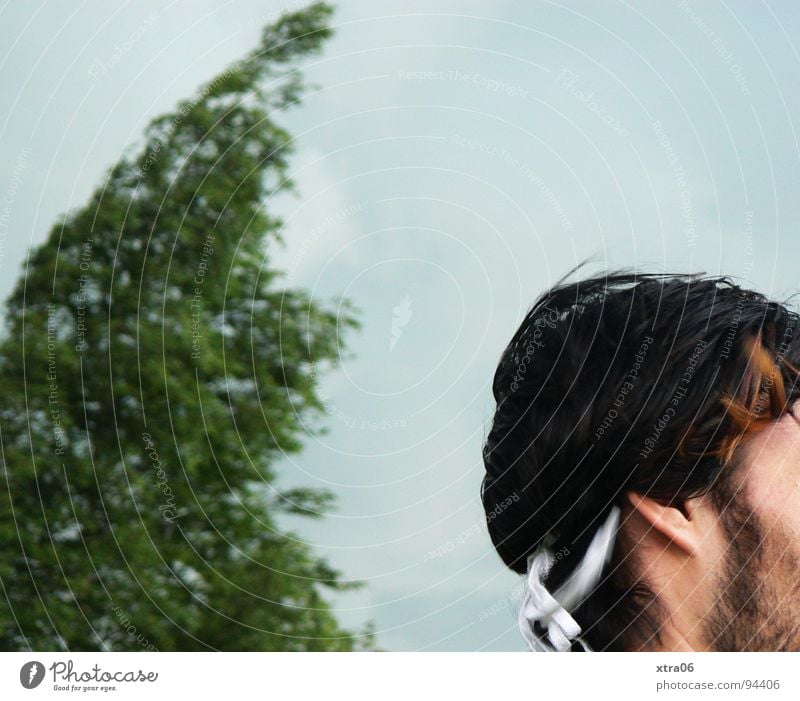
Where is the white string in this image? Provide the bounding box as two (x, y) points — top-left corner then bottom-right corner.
(518, 505), (621, 652)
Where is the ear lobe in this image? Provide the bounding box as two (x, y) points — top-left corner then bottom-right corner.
(625, 490), (700, 556)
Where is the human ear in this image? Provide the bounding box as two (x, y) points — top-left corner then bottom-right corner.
(625, 490), (701, 556)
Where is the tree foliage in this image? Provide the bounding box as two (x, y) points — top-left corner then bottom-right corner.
(0, 2), (372, 651)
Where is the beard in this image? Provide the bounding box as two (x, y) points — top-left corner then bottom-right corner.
(703, 485), (800, 651)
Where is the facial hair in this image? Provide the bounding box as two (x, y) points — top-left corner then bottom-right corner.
(704, 490), (800, 651)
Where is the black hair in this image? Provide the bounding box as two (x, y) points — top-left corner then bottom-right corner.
(481, 266), (800, 650)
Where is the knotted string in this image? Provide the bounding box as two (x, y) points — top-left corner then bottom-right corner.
(518, 505), (621, 651)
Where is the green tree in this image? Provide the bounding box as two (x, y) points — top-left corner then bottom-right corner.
(0, 2), (373, 651)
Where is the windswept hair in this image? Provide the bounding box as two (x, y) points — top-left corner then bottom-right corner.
(481, 267), (800, 650)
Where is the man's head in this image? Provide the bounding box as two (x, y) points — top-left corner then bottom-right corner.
(481, 269), (800, 650)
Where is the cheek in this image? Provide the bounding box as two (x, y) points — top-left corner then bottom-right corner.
(745, 460), (800, 540)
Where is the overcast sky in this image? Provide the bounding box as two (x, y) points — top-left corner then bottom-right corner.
(3, 0), (800, 651)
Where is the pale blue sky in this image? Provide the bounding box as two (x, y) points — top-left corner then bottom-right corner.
(2, 0), (800, 650)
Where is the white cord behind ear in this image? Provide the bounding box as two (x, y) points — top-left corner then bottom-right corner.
(518, 505), (621, 652)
